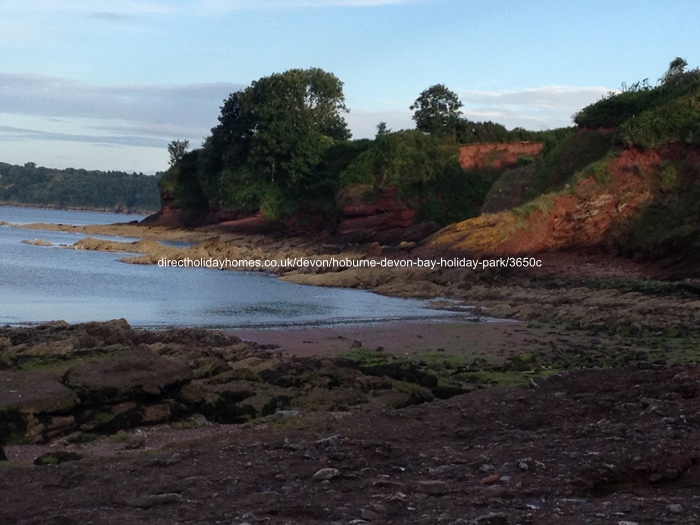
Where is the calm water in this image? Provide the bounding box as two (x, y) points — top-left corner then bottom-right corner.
(0, 205), (455, 328)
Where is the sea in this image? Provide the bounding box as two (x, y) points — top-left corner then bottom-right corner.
(0, 205), (456, 329)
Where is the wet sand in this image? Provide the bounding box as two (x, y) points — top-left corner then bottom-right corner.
(233, 319), (561, 363)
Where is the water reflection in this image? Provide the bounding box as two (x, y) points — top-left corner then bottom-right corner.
(0, 206), (458, 328)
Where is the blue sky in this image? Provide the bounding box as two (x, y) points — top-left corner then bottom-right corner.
(0, 0), (697, 173)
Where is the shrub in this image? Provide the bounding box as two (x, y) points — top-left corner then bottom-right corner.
(526, 129), (617, 199)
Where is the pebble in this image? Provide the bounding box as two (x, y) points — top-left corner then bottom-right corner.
(474, 512), (508, 525)
(480, 474), (501, 485)
(360, 509), (380, 521)
(312, 468), (341, 481)
(667, 503), (683, 514)
(411, 480), (450, 495)
(275, 409), (299, 421)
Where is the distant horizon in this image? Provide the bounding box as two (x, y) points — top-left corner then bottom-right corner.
(0, 157), (162, 176)
(1, 1), (697, 173)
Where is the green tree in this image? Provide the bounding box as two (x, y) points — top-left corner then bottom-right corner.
(205, 67), (351, 214)
(376, 122), (390, 136)
(242, 67), (350, 185)
(410, 84), (463, 136)
(167, 139), (190, 166)
(660, 57), (688, 85)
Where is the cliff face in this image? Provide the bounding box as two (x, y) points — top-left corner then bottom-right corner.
(335, 187), (435, 244)
(420, 144), (700, 271)
(146, 141), (547, 243)
(338, 188), (414, 234)
(331, 143), (546, 244)
(459, 142), (543, 170)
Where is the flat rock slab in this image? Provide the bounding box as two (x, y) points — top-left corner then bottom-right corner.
(64, 351), (192, 404)
(0, 371), (80, 414)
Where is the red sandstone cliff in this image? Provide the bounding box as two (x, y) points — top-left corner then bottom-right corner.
(459, 142), (543, 170)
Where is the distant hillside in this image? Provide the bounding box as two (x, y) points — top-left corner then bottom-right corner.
(0, 162), (161, 213)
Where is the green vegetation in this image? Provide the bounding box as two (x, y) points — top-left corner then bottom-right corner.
(494, 57), (700, 258)
(160, 68), (566, 228)
(159, 57), (700, 245)
(618, 178), (700, 251)
(575, 57), (700, 148)
(410, 84), (464, 136)
(339, 129), (494, 226)
(409, 83), (552, 145)
(0, 162), (160, 213)
(339, 347), (554, 391)
(524, 128), (617, 200)
(512, 192), (558, 220)
(167, 139), (190, 167)
(160, 67), (351, 218)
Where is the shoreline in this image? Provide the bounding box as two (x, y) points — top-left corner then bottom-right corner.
(233, 319), (526, 360)
(0, 201), (154, 216)
(4, 218), (700, 333)
(0, 311), (474, 331)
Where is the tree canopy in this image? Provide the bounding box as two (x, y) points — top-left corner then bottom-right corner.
(160, 68), (572, 225)
(168, 139), (190, 167)
(209, 67), (350, 187)
(410, 84), (463, 136)
(161, 67), (352, 217)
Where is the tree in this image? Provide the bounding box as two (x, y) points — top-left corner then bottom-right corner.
(167, 139), (190, 166)
(410, 84), (463, 136)
(210, 67), (350, 189)
(376, 122), (390, 136)
(660, 57), (688, 85)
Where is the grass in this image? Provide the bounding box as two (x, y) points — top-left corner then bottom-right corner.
(586, 158), (614, 185)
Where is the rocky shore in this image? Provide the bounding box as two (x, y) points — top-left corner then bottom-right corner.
(3, 219), (700, 523)
(2, 317), (700, 524)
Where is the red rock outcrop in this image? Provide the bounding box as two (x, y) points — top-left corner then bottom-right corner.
(459, 142), (543, 170)
(337, 187), (417, 239)
(421, 146), (700, 258)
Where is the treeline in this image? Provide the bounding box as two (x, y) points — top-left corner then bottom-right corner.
(161, 69), (561, 227)
(0, 162), (161, 213)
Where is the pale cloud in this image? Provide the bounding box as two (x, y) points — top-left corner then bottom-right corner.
(348, 85), (613, 138)
(0, 1), (175, 46)
(0, 73), (242, 144)
(2, 1), (175, 16)
(458, 85), (613, 130)
(0, 73), (242, 172)
(0, 123), (164, 148)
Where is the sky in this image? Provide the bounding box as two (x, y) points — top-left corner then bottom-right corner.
(0, 0), (698, 174)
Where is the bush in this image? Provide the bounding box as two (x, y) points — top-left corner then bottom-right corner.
(619, 90), (700, 148)
(619, 180), (700, 251)
(574, 60), (700, 140)
(338, 130), (493, 226)
(526, 129), (617, 200)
